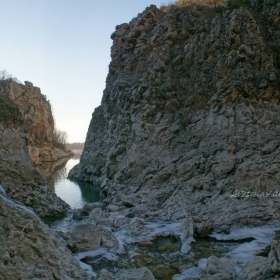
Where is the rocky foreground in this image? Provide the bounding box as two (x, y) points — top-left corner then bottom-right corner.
(0, 185), (91, 280)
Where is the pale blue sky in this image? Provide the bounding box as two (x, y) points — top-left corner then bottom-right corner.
(1, 0), (166, 142)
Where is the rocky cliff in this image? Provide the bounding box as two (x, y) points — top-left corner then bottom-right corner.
(70, 2), (280, 233)
(0, 79), (73, 165)
(0, 79), (89, 279)
(0, 80), (69, 217)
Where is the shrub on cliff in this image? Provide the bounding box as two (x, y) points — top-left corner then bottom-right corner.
(0, 94), (23, 126)
(161, 0), (226, 9)
(0, 69), (22, 84)
(226, 0), (250, 8)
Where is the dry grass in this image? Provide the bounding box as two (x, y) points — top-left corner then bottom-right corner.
(160, 0), (226, 11)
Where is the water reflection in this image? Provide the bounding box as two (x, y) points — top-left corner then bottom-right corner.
(37, 157), (100, 209)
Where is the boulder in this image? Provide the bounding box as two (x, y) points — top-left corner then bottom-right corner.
(69, 224), (102, 252)
(269, 240), (280, 273)
(238, 256), (274, 279)
(180, 214), (194, 241)
(207, 256), (235, 277)
(115, 267), (155, 280)
(101, 227), (119, 249)
(96, 269), (114, 280)
(180, 214), (194, 253)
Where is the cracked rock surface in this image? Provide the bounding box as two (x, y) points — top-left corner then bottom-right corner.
(0, 186), (91, 280)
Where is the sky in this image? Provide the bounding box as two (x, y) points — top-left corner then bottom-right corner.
(0, 0), (167, 143)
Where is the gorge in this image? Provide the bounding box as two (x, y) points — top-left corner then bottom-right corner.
(1, 0), (280, 279)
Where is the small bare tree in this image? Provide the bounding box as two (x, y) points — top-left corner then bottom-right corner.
(0, 69), (22, 83)
(0, 70), (12, 80)
(53, 128), (68, 149)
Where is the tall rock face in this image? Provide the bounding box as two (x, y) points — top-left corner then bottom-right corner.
(0, 79), (72, 165)
(70, 3), (280, 233)
(0, 79), (69, 217)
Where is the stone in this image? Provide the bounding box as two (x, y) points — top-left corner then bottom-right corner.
(115, 267), (155, 280)
(69, 224), (102, 252)
(96, 269), (114, 280)
(107, 204), (122, 212)
(89, 207), (103, 221)
(138, 239), (153, 247)
(101, 227), (119, 249)
(207, 256), (235, 276)
(180, 214), (194, 242)
(269, 240), (280, 273)
(238, 256), (274, 279)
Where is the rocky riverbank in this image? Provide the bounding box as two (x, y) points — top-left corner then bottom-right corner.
(0, 185), (91, 280)
(46, 200), (280, 279)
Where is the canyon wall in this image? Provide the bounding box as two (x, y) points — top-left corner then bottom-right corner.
(70, 2), (280, 233)
(0, 80), (69, 217)
(0, 80), (90, 279)
(0, 79), (73, 165)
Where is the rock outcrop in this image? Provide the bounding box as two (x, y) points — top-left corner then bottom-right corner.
(96, 268), (155, 280)
(0, 185), (92, 280)
(70, 2), (280, 233)
(0, 83), (69, 217)
(0, 79), (73, 165)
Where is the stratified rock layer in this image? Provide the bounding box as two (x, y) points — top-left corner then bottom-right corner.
(0, 186), (91, 280)
(70, 3), (280, 233)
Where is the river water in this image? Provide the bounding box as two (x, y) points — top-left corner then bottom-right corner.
(37, 157), (100, 209)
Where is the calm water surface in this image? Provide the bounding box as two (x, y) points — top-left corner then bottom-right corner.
(39, 157), (100, 209)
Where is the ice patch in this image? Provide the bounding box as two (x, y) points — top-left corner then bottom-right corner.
(210, 226), (279, 273)
(0, 194), (40, 221)
(78, 261), (96, 276)
(75, 247), (119, 275)
(181, 237), (195, 253)
(172, 258), (207, 280)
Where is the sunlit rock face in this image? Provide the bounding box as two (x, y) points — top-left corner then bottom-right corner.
(0, 186), (91, 280)
(0, 80), (69, 218)
(70, 3), (280, 233)
(0, 79), (73, 165)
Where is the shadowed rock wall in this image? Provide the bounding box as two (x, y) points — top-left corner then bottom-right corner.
(70, 3), (280, 233)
